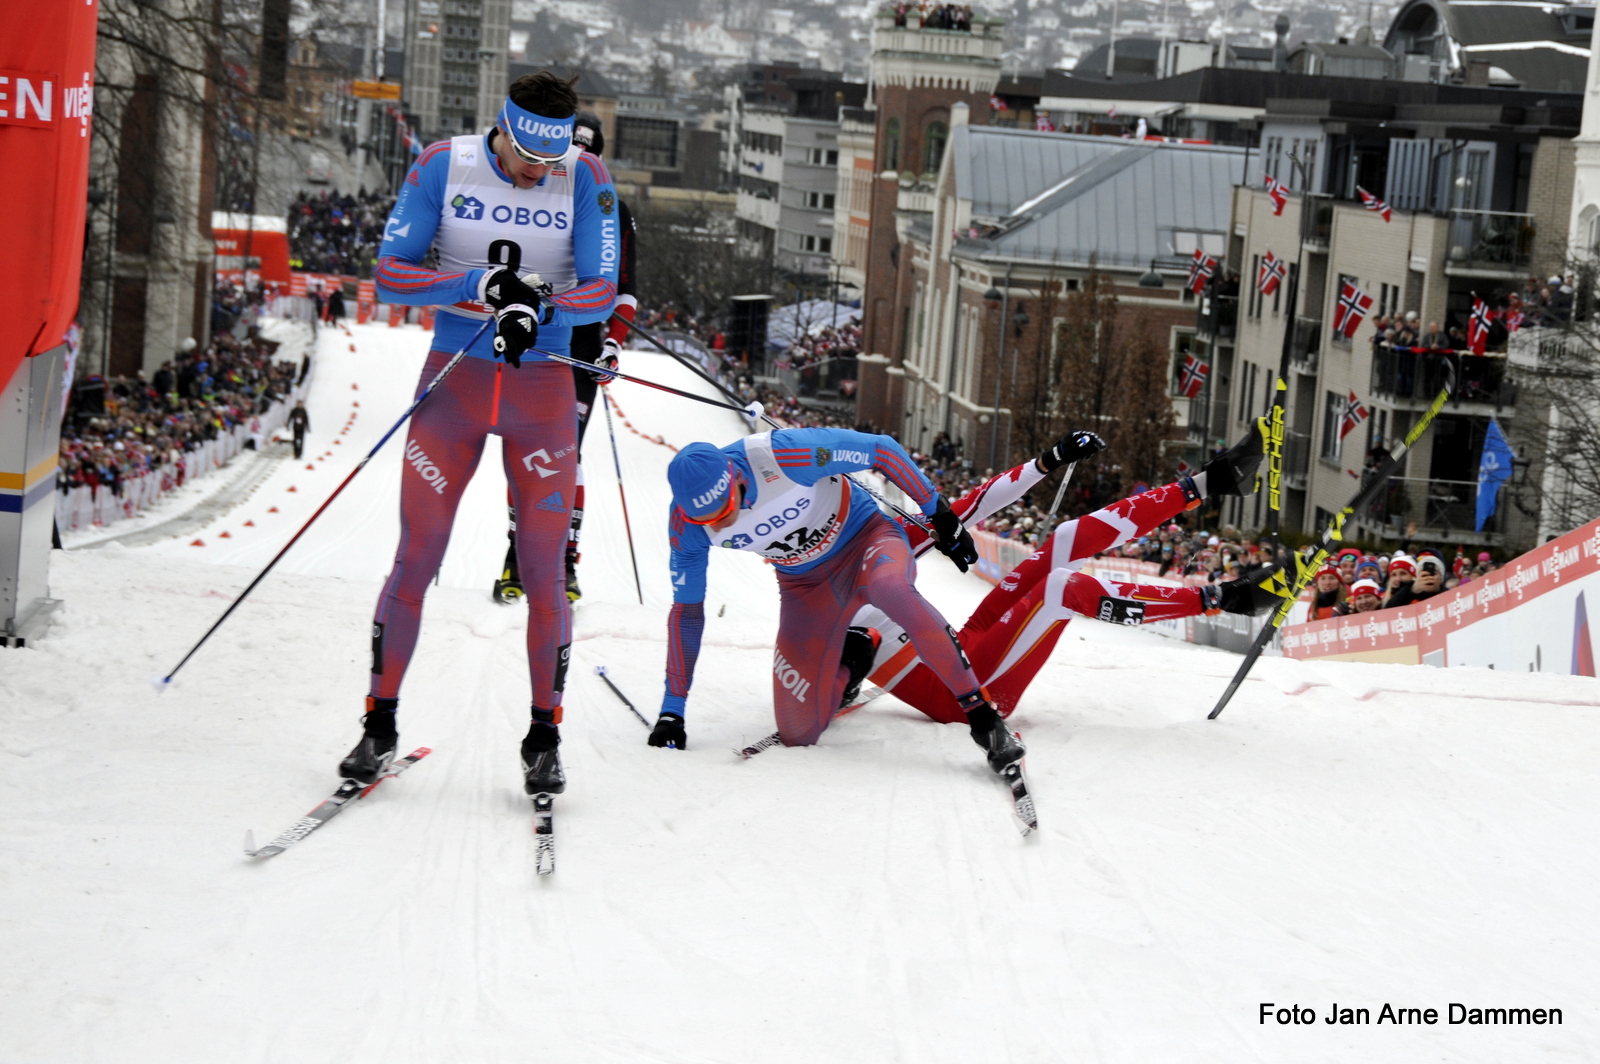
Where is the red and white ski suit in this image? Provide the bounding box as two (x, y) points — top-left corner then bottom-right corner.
(862, 463), (1211, 723)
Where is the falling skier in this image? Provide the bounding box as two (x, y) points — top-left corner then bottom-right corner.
(656, 427), (1028, 779)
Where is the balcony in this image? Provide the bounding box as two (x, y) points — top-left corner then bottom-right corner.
(1370, 345), (1516, 409)
(1364, 476), (1504, 536)
(1445, 210), (1536, 275)
(1196, 293), (1237, 342)
(1290, 316), (1321, 374)
(1301, 192), (1333, 250)
(1282, 429), (1311, 489)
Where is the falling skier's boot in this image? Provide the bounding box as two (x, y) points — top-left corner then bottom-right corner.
(839, 625), (883, 709)
(960, 692), (1025, 775)
(340, 697), (398, 784)
(521, 710), (566, 795)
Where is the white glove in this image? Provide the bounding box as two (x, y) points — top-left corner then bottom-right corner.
(742, 401), (764, 430)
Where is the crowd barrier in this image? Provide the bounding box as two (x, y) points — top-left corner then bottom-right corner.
(55, 323), (313, 536)
(1281, 515), (1600, 674)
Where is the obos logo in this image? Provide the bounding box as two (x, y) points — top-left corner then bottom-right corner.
(451, 194), (485, 219)
(724, 533), (754, 549)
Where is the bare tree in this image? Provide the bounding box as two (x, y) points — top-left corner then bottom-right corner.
(1111, 310), (1178, 495)
(632, 200), (774, 324)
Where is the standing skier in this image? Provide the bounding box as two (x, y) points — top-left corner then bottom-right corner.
(493, 111), (638, 605)
(656, 427), (1025, 775)
(344, 71), (618, 799)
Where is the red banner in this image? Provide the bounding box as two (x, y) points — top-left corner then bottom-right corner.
(0, 4), (98, 384)
(1281, 516), (1600, 671)
(357, 280), (375, 324)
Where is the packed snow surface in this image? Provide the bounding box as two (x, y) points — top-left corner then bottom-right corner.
(4, 321), (1599, 1063)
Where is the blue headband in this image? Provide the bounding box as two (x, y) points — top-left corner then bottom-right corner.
(497, 97), (574, 160)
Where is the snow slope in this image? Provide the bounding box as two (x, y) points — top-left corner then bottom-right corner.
(4, 320), (1599, 1063)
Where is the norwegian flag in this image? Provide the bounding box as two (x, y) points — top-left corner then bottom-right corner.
(1186, 248), (1218, 294)
(1504, 308), (1525, 333)
(1258, 251), (1286, 296)
(1468, 296), (1493, 354)
(1332, 279), (1374, 339)
(1357, 186), (1392, 222)
(1265, 175), (1288, 216)
(990, 94), (1007, 111)
(1338, 391), (1370, 441)
(1178, 353), (1209, 399)
(1034, 113), (1056, 132)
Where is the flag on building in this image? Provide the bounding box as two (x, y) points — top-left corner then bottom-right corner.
(1186, 248), (1217, 294)
(1357, 186), (1393, 222)
(1504, 307), (1525, 333)
(1475, 417), (1515, 530)
(990, 95), (1006, 111)
(1265, 175), (1288, 215)
(1332, 279), (1374, 338)
(1258, 250), (1286, 295)
(1035, 113), (1056, 132)
(1337, 390), (1369, 440)
(1468, 296), (1493, 354)
(1179, 353), (1209, 398)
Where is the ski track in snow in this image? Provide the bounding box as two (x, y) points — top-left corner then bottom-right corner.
(4, 321), (1600, 1062)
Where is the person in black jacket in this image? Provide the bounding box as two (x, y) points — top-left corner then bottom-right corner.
(493, 112), (638, 605)
(288, 400), (310, 460)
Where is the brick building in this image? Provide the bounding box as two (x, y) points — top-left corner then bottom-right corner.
(855, 9), (1005, 427)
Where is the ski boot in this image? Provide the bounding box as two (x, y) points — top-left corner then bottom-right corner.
(960, 691), (1025, 774)
(520, 714), (566, 795)
(564, 548), (582, 603)
(1196, 418), (1270, 497)
(339, 697), (398, 784)
(839, 625), (882, 709)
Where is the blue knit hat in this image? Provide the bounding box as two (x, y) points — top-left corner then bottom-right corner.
(669, 443), (736, 521)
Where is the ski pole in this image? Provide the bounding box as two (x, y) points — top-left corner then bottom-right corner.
(157, 318), (492, 687)
(595, 666), (649, 726)
(1206, 360), (1456, 721)
(600, 386), (644, 604)
(1034, 461), (1078, 543)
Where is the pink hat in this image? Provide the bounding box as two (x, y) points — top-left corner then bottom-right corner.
(1477, 552), (1491, 562)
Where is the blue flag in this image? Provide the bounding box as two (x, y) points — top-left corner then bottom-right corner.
(1476, 418), (1514, 531)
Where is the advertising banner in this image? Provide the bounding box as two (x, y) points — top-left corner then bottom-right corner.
(1280, 516), (1600, 674)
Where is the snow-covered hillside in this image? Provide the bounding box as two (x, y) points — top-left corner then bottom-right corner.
(3, 320), (1598, 1062)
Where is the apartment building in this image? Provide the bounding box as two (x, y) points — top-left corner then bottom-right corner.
(1205, 93), (1580, 551)
(403, 0), (510, 143)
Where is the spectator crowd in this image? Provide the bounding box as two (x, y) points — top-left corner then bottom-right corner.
(59, 280), (302, 502)
(286, 189), (395, 277)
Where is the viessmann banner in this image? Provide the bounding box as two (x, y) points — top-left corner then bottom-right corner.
(1281, 515), (1600, 674)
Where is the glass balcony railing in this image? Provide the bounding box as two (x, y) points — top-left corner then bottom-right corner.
(1366, 476), (1503, 534)
(1196, 294), (1237, 340)
(1370, 345), (1515, 407)
(1446, 210), (1536, 272)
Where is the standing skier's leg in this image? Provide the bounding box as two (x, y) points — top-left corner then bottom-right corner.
(499, 362), (580, 794)
(348, 351), (490, 782)
(493, 489), (523, 604)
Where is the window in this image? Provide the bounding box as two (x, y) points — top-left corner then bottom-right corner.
(1248, 254), (1261, 318)
(1320, 390), (1344, 461)
(797, 234), (833, 253)
(803, 148), (839, 165)
(1332, 273), (1358, 345)
(739, 173), (779, 199)
(1265, 136), (1283, 181)
(803, 191), (836, 210)
(741, 130), (783, 155)
(1299, 140), (1317, 192)
(923, 121), (948, 174)
(883, 118), (901, 171)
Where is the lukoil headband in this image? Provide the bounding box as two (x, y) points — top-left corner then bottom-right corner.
(497, 97), (574, 161)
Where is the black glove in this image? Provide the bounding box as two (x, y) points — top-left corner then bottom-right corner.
(479, 267), (546, 315)
(587, 337), (621, 382)
(493, 310), (538, 368)
(648, 712), (686, 750)
(928, 496), (978, 574)
(1199, 416), (1269, 497)
(1039, 429), (1106, 472)
(1215, 563), (1296, 615)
